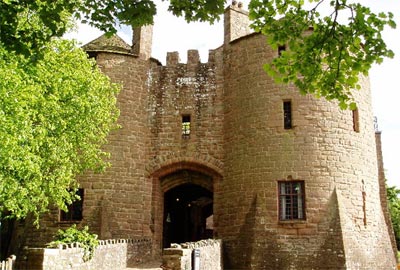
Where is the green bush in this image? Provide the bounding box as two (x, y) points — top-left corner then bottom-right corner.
(387, 185), (400, 250)
(47, 224), (99, 261)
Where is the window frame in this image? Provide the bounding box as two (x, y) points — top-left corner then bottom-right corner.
(278, 181), (306, 221)
(59, 188), (84, 222)
(182, 114), (191, 139)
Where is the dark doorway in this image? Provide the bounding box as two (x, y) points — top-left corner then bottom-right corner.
(0, 216), (15, 260)
(163, 184), (213, 248)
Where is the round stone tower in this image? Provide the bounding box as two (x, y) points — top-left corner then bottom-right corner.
(218, 3), (396, 270)
(80, 30), (154, 240)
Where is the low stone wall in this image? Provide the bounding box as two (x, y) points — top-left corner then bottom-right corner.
(19, 238), (151, 270)
(162, 239), (222, 270)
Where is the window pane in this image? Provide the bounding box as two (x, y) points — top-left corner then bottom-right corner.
(280, 196), (286, 220)
(278, 181), (305, 220)
(298, 195), (304, 219)
(182, 115), (191, 137)
(293, 183), (301, 194)
(283, 101), (292, 129)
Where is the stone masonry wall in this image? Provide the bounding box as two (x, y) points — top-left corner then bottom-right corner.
(20, 238), (151, 270)
(220, 29), (396, 269)
(224, 2), (252, 44)
(162, 239), (222, 270)
(82, 52), (153, 241)
(147, 48), (225, 250)
(147, 49), (224, 171)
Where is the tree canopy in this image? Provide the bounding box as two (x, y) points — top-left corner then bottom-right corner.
(0, 39), (119, 221)
(249, 0), (396, 108)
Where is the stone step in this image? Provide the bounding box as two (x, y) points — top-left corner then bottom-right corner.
(126, 261), (163, 270)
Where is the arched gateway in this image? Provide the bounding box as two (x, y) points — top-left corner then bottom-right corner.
(150, 161), (222, 251)
(162, 174), (213, 247)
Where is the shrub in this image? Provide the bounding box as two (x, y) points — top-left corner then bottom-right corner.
(47, 224), (99, 261)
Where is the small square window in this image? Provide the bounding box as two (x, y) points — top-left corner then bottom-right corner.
(283, 101), (292, 129)
(60, 189), (84, 222)
(182, 115), (191, 138)
(278, 181), (305, 221)
(278, 45), (286, 56)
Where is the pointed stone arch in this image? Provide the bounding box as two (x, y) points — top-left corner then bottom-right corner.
(148, 155), (223, 180)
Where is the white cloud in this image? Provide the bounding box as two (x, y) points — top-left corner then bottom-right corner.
(64, 23), (102, 46)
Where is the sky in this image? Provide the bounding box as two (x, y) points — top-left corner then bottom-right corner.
(65, 0), (400, 187)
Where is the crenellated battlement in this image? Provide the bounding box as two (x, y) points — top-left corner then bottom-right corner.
(165, 49), (218, 67)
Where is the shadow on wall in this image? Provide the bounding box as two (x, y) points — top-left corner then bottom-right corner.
(304, 188), (346, 269)
(223, 195), (282, 270)
(224, 190), (347, 270)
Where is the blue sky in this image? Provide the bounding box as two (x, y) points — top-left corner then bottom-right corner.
(66, 0), (400, 187)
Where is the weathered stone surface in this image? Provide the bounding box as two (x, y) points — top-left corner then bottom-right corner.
(19, 239), (151, 270)
(162, 239), (222, 270)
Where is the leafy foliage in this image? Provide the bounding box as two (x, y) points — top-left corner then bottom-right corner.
(0, 39), (119, 222)
(0, 0), (79, 56)
(78, 0), (156, 33)
(249, 0), (396, 108)
(387, 185), (400, 249)
(47, 224), (99, 261)
(167, 0), (225, 24)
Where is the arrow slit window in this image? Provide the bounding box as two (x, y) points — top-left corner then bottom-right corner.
(283, 101), (292, 129)
(352, 108), (360, 132)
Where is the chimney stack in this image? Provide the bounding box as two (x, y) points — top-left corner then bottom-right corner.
(132, 25), (153, 59)
(224, 1), (252, 44)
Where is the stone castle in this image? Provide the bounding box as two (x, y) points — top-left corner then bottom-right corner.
(11, 3), (397, 269)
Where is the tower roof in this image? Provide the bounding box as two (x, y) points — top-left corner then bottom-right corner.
(82, 34), (131, 54)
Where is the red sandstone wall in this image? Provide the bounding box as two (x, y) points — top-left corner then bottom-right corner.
(220, 31), (396, 269)
(80, 52), (153, 240)
(146, 48), (225, 251)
